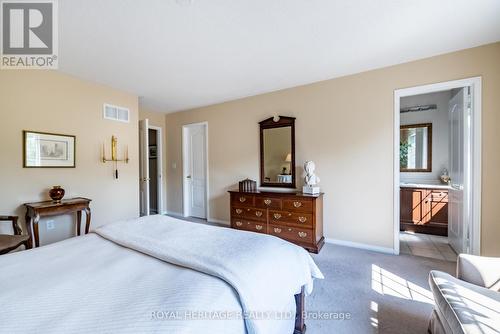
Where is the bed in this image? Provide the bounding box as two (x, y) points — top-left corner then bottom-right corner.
(0, 215), (323, 334)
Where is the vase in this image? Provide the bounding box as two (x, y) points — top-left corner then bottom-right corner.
(49, 186), (65, 203)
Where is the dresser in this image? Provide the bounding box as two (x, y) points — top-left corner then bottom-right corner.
(228, 190), (324, 253)
(400, 187), (448, 236)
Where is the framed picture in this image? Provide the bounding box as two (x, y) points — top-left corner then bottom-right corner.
(23, 130), (76, 168)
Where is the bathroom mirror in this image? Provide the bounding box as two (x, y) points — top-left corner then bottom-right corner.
(400, 123), (432, 172)
(260, 116), (296, 188)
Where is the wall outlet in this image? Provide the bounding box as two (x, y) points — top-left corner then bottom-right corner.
(46, 220), (55, 230)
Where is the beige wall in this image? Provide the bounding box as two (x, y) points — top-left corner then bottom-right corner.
(164, 42), (500, 256)
(0, 70), (139, 246)
(139, 108), (167, 213)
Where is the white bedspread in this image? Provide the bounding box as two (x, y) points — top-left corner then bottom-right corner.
(95, 215), (323, 334)
(0, 215), (323, 334)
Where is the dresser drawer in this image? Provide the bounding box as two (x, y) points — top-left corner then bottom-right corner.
(232, 207), (266, 221)
(282, 198), (313, 212)
(231, 194), (255, 207)
(232, 219), (266, 233)
(228, 190), (324, 253)
(269, 210), (313, 228)
(269, 224), (313, 244)
(255, 197), (282, 209)
(431, 191), (448, 203)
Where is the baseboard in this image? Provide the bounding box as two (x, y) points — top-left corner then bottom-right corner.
(166, 212), (229, 227)
(325, 238), (395, 255)
(165, 211), (184, 218)
(208, 218), (230, 226)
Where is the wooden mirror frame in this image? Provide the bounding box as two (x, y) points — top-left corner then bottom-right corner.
(400, 123), (432, 173)
(259, 116), (296, 188)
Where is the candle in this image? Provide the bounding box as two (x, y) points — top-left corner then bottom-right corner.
(126, 145), (129, 162)
(102, 142), (105, 162)
(111, 136), (117, 161)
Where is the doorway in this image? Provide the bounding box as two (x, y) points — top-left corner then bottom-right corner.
(139, 119), (163, 216)
(148, 128), (160, 214)
(393, 78), (482, 258)
(182, 122), (209, 220)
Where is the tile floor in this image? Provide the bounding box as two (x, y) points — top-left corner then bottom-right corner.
(400, 231), (457, 262)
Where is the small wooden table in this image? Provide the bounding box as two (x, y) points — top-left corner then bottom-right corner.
(24, 197), (92, 248)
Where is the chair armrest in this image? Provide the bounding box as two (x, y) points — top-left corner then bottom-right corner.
(457, 254), (500, 291)
(0, 215), (21, 235)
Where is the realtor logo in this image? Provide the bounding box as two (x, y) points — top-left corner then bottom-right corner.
(1, 0), (58, 69)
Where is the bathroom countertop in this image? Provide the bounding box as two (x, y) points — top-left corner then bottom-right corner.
(400, 182), (451, 190)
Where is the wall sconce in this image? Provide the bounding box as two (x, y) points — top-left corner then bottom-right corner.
(101, 135), (129, 179)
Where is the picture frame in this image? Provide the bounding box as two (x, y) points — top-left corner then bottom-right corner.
(23, 130), (76, 168)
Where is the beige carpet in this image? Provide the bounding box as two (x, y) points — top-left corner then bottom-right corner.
(307, 243), (455, 333)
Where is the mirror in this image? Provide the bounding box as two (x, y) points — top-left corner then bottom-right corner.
(260, 116), (295, 188)
(400, 123), (432, 172)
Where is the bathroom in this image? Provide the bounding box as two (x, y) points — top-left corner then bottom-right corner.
(399, 88), (468, 261)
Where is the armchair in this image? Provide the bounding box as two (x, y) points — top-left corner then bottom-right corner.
(428, 254), (500, 334)
(0, 216), (31, 255)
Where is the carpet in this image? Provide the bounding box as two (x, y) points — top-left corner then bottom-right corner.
(306, 243), (455, 333)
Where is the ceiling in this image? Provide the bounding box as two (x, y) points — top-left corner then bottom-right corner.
(58, 0), (500, 113)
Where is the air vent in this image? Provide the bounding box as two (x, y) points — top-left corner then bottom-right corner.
(103, 103), (130, 123)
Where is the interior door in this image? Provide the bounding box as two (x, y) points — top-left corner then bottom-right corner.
(448, 88), (467, 253)
(139, 119), (150, 216)
(186, 124), (207, 219)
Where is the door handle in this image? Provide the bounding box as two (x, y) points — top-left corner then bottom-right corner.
(186, 175), (191, 179)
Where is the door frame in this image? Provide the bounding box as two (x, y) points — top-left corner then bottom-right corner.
(139, 119), (150, 216)
(393, 77), (482, 255)
(149, 125), (164, 215)
(182, 121), (209, 219)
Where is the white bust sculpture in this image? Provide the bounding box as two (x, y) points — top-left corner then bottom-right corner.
(304, 161), (320, 186)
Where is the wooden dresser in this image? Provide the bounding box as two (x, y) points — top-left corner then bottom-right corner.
(228, 190), (324, 253)
(400, 187), (449, 236)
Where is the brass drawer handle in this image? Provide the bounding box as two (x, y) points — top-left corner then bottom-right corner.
(235, 209), (243, 214)
(273, 227), (282, 233)
(298, 216), (307, 223)
(235, 221), (243, 227)
(255, 225), (263, 231)
(273, 213), (282, 219)
(239, 197), (246, 203)
(293, 201), (302, 208)
(264, 199), (272, 206)
(298, 232), (307, 238)
(255, 211), (263, 217)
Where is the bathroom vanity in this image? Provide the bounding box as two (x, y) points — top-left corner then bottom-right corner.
(400, 183), (449, 236)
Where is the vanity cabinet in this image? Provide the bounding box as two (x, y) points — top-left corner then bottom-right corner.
(229, 190), (324, 253)
(400, 187), (448, 236)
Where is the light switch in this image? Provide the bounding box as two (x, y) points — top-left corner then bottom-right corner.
(172, 162), (177, 169)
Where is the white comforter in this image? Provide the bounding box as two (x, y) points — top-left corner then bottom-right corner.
(0, 215), (323, 334)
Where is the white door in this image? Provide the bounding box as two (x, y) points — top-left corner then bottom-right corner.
(184, 124), (207, 219)
(448, 88), (468, 254)
(139, 119), (150, 216)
